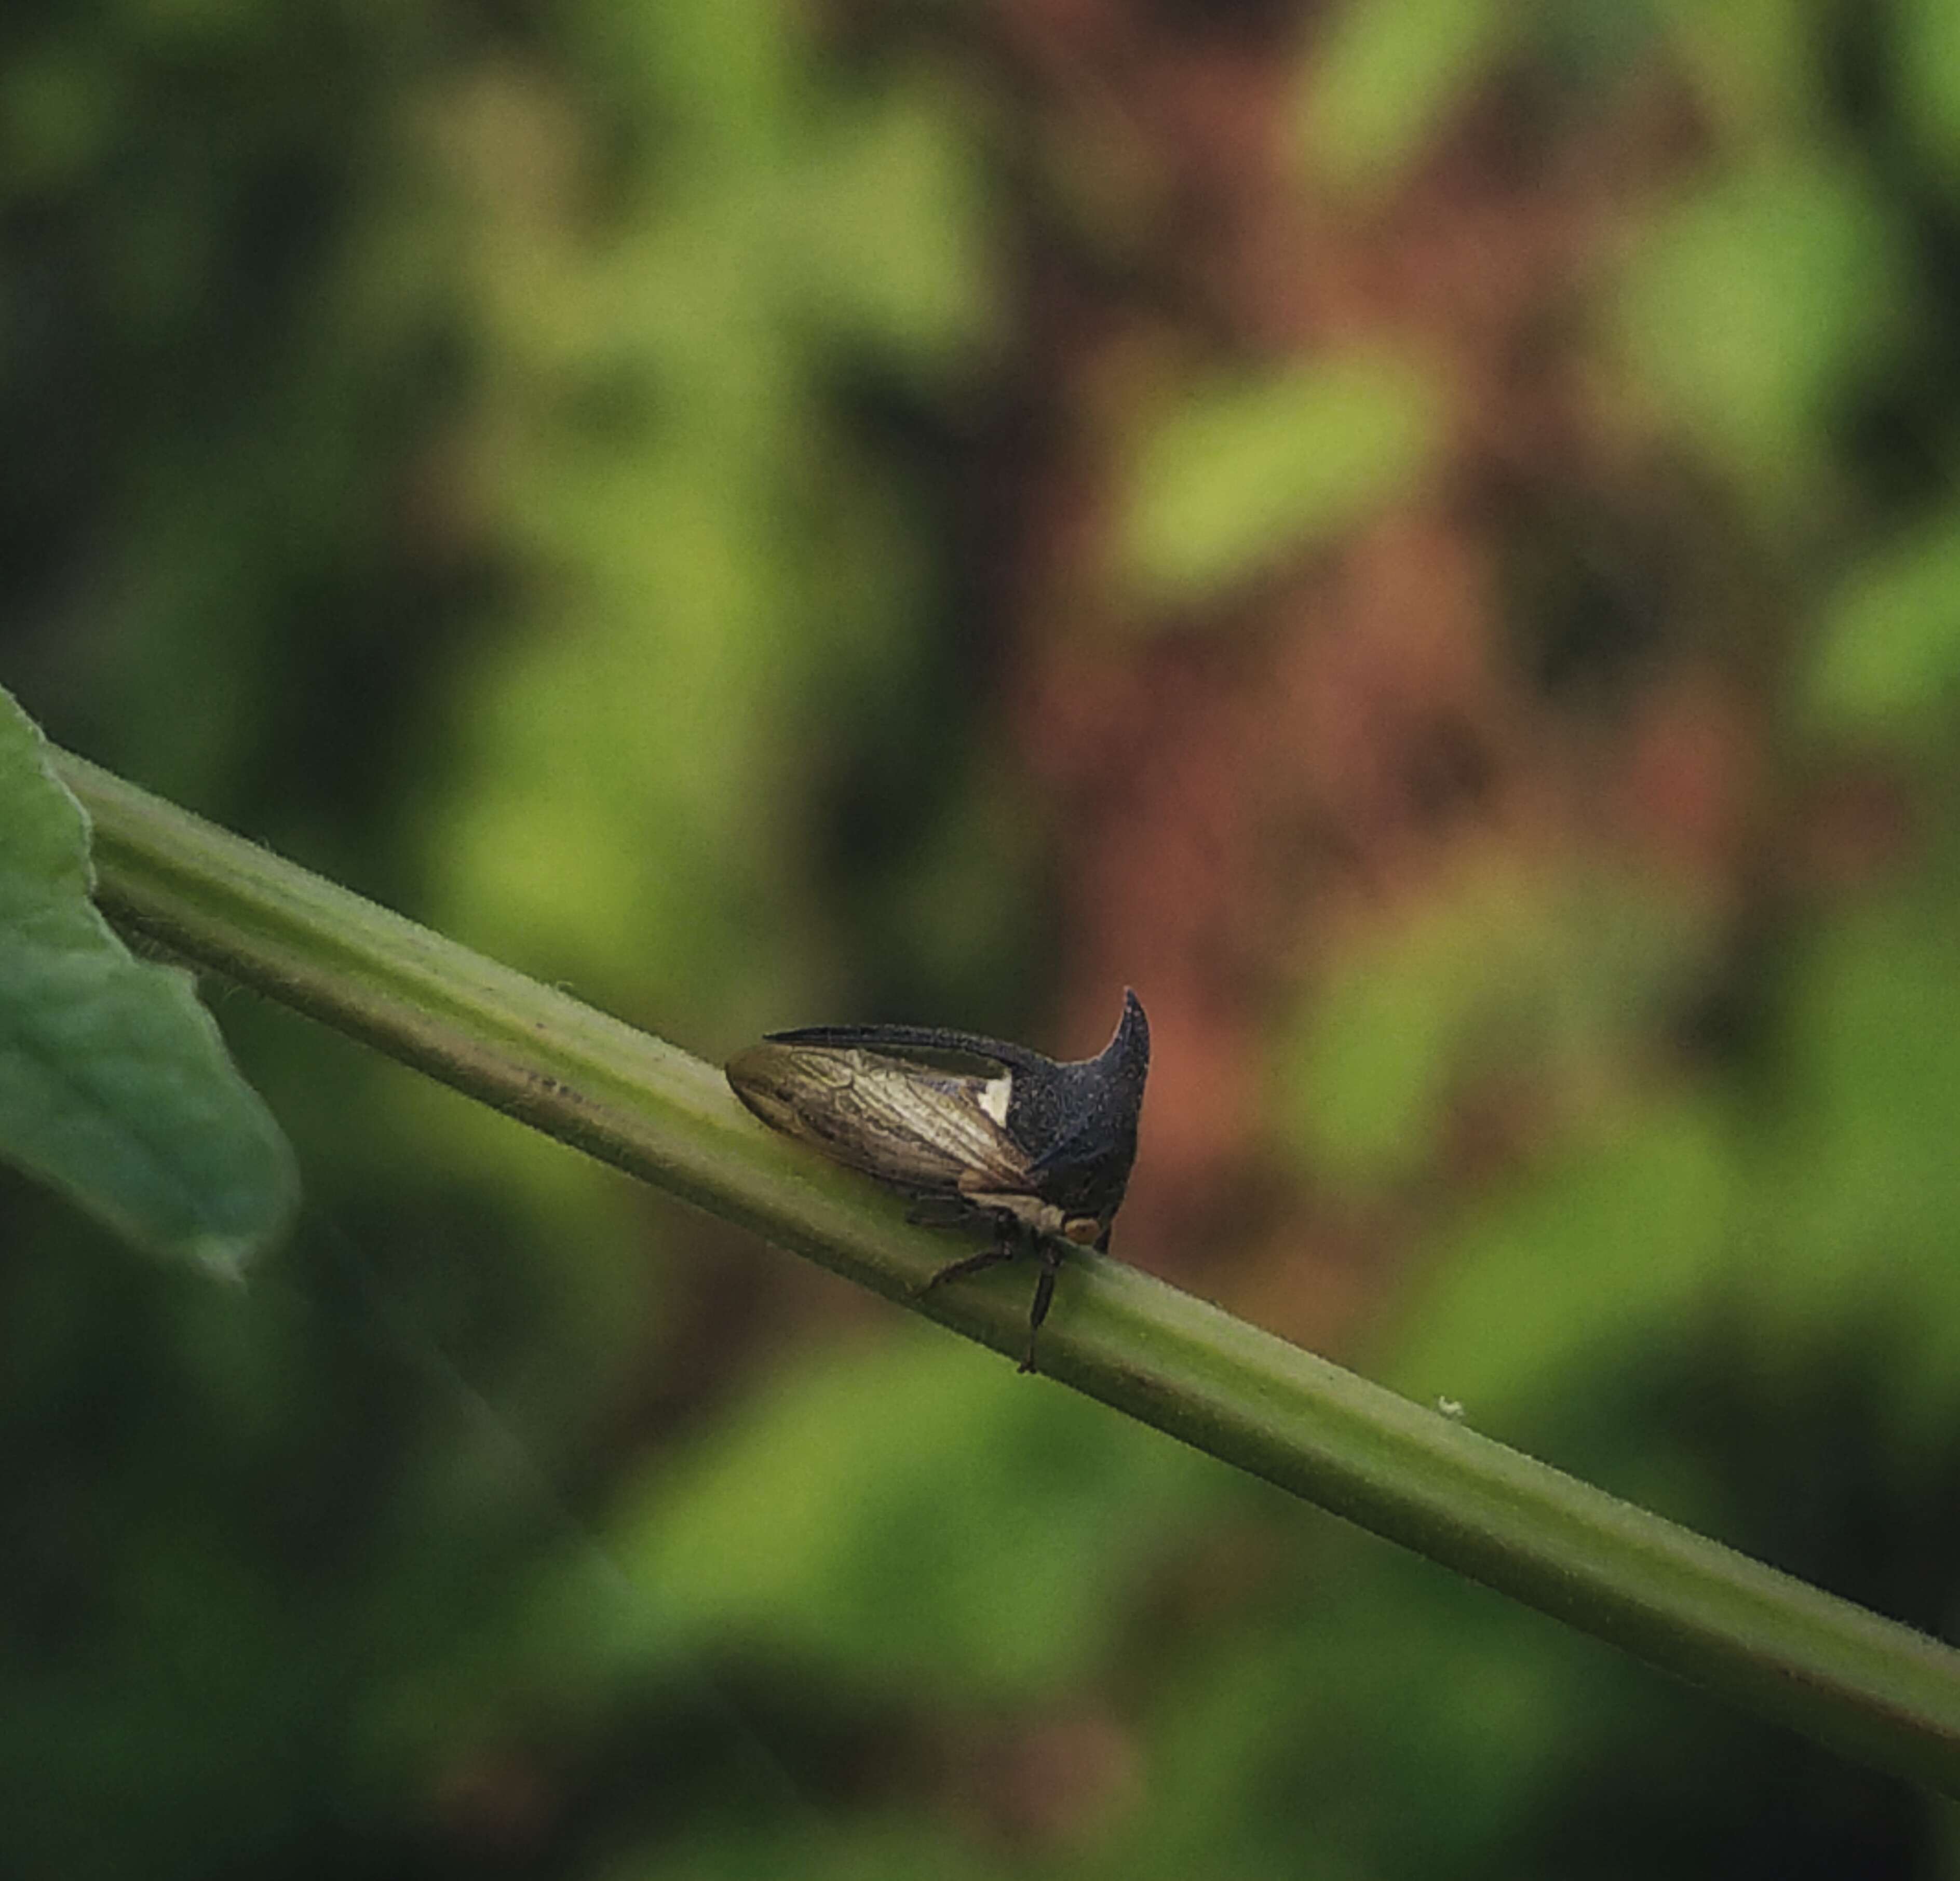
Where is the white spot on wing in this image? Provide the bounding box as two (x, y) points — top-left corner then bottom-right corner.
(978, 1073), (1012, 1127)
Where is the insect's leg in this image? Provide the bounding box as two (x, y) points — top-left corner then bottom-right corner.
(911, 1214), (1017, 1300)
(1018, 1240), (1065, 1375)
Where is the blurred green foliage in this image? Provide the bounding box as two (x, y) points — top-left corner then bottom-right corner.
(1118, 350), (1440, 607)
(1617, 147), (1911, 506)
(1296, 0), (1517, 193)
(1809, 513), (1960, 741)
(10, 0), (1960, 1876)
(607, 1335), (1225, 1700)
(1279, 854), (1715, 1182)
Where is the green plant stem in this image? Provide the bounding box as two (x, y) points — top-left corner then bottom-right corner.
(52, 746), (1960, 1796)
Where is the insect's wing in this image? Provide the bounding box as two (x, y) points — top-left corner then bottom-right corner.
(726, 1043), (1034, 1197)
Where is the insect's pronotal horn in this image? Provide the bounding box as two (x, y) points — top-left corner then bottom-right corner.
(1102, 987), (1149, 1074)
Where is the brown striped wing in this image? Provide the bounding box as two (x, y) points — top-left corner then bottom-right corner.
(725, 1043), (1032, 1196)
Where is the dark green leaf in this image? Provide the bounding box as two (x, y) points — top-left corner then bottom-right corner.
(0, 689), (296, 1272)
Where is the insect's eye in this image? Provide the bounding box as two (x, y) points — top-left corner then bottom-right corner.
(1063, 1216), (1101, 1246)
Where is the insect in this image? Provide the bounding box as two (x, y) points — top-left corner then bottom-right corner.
(725, 990), (1149, 1373)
